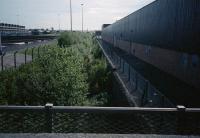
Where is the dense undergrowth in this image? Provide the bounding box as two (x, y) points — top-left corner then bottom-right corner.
(0, 32), (112, 106)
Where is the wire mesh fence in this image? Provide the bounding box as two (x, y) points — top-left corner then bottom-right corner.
(0, 110), (46, 133)
(53, 111), (177, 134)
(0, 104), (200, 135)
(0, 45), (48, 71)
(98, 40), (174, 108)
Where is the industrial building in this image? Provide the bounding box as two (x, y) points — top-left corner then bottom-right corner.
(0, 23), (26, 36)
(102, 0), (200, 107)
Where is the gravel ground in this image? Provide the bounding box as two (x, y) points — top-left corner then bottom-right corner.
(0, 134), (199, 138)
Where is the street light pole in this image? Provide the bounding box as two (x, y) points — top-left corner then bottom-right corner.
(81, 4), (84, 32)
(16, 14), (19, 25)
(58, 14), (61, 32)
(0, 32), (2, 54)
(70, 0), (72, 31)
(16, 14), (20, 35)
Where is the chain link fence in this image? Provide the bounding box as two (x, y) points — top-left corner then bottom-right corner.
(0, 104), (200, 135)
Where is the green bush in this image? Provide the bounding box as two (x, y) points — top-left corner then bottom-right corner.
(0, 47), (88, 106)
(58, 32), (82, 47)
(0, 32), (112, 106)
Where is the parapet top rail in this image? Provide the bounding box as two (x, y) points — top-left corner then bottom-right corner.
(0, 104), (200, 134)
(0, 104), (200, 113)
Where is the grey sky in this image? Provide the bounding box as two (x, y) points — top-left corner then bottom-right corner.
(0, 0), (155, 30)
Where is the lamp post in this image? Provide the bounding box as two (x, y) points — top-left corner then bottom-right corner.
(57, 14), (61, 32)
(81, 4), (84, 32)
(16, 14), (19, 25)
(0, 31), (2, 54)
(16, 14), (20, 35)
(70, 0), (72, 31)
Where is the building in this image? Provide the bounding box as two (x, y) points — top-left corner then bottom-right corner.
(102, 24), (110, 30)
(95, 31), (102, 39)
(102, 0), (200, 107)
(0, 23), (26, 36)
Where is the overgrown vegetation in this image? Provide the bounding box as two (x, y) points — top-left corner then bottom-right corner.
(0, 32), (112, 106)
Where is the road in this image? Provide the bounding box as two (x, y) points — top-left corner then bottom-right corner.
(0, 53), (32, 71)
(3, 39), (56, 53)
(0, 40), (56, 71)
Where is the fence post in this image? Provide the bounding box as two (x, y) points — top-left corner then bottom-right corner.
(161, 95), (165, 107)
(177, 105), (186, 135)
(113, 53), (116, 63)
(141, 80), (149, 106)
(128, 64), (131, 81)
(119, 57), (121, 69)
(133, 71), (138, 91)
(14, 51), (18, 68)
(1, 54), (4, 71)
(111, 49), (113, 59)
(31, 48), (34, 61)
(45, 103), (53, 133)
(38, 47), (40, 58)
(43, 45), (46, 54)
(122, 60), (125, 73)
(25, 49), (28, 64)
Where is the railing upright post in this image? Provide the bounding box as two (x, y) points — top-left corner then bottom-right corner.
(14, 51), (18, 68)
(177, 105), (186, 135)
(134, 71), (138, 91)
(115, 53), (117, 63)
(115, 53), (119, 64)
(111, 49), (113, 59)
(128, 64), (131, 81)
(119, 57), (121, 69)
(122, 60), (125, 73)
(45, 103), (53, 133)
(141, 80), (149, 106)
(161, 95), (165, 107)
(118, 56), (120, 65)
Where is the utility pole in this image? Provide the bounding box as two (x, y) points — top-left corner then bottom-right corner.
(81, 4), (84, 32)
(70, 0), (72, 31)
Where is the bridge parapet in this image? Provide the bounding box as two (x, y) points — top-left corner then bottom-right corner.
(0, 104), (199, 135)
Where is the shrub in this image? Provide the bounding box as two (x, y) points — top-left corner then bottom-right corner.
(0, 47), (88, 106)
(0, 32), (112, 106)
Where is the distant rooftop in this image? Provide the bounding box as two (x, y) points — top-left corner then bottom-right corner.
(0, 23), (25, 28)
(102, 24), (111, 30)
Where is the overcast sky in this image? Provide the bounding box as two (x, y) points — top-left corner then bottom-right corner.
(0, 0), (155, 30)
